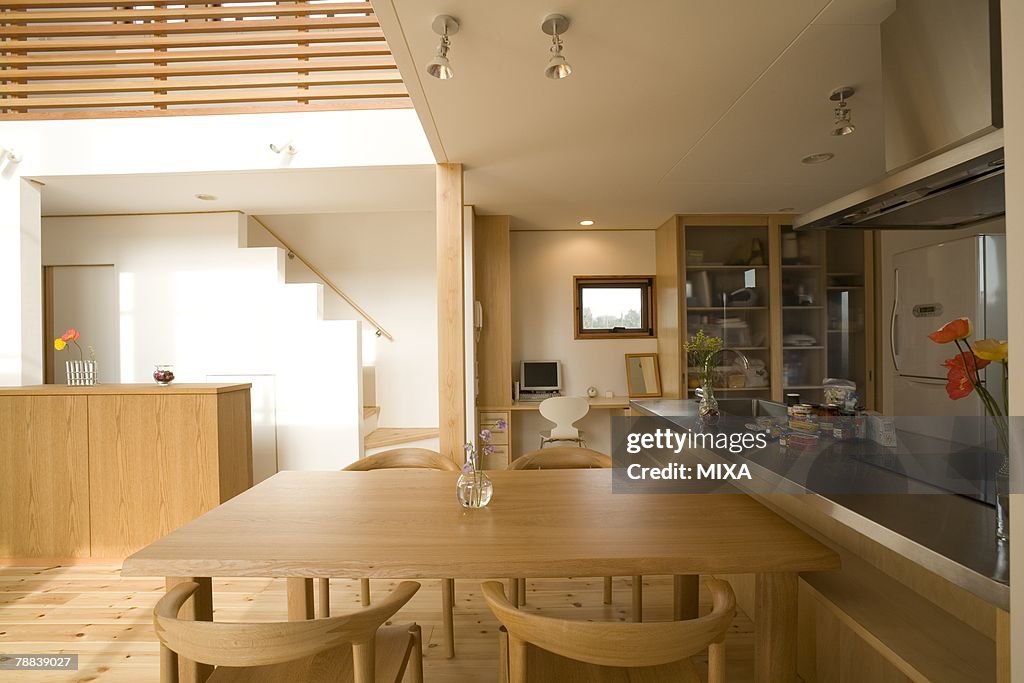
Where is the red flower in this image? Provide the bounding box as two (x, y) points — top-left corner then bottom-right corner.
(941, 351), (989, 400)
(942, 351), (990, 374)
(61, 328), (80, 342)
(928, 318), (971, 344)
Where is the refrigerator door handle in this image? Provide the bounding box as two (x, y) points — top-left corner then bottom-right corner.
(890, 268), (900, 372)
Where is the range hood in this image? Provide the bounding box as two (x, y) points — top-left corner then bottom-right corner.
(794, 131), (1004, 231)
(796, 0), (1003, 231)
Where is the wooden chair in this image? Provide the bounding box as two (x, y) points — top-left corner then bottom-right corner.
(154, 580), (423, 683)
(483, 578), (735, 683)
(329, 447), (460, 658)
(508, 447), (623, 615)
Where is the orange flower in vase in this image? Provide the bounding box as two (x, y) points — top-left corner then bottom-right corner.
(927, 317), (971, 344)
(53, 328), (84, 358)
(929, 318), (1011, 542)
(941, 351), (990, 400)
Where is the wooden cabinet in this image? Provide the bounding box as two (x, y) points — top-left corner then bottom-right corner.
(655, 215), (875, 406)
(0, 384), (252, 558)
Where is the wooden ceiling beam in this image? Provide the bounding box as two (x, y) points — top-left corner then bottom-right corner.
(0, 15), (378, 38)
(0, 2), (373, 22)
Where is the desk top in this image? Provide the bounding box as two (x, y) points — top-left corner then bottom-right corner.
(122, 469), (838, 579)
(479, 396), (632, 412)
(0, 383), (252, 396)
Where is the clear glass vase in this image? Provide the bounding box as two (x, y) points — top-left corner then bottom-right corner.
(457, 467), (493, 508)
(697, 374), (720, 427)
(995, 454), (1009, 543)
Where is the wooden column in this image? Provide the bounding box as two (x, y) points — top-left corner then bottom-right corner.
(755, 572), (799, 682)
(655, 216), (682, 398)
(437, 163), (466, 462)
(473, 215), (512, 407)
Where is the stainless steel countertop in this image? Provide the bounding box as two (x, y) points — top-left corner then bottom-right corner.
(630, 399), (1010, 610)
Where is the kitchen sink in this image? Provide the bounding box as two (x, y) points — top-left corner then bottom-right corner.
(713, 398), (788, 419)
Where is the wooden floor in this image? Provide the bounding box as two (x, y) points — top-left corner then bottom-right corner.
(0, 564), (756, 682)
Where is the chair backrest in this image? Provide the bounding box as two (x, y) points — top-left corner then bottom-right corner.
(344, 448), (460, 472)
(482, 579), (735, 683)
(154, 580), (419, 683)
(538, 396), (589, 440)
(511, 446), (612, 470)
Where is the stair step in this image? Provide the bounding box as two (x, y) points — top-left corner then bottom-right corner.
(365, 427), (440, 450)
(363, 406), (380, 420)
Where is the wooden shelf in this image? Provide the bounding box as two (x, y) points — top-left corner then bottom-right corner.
(827, 285), (864, 290)
(782, 264), (824, 269)
(688, 386), (771, 393)
(782, 305), (824, 310)
(802, 555), (996, 682)
(783, 346), (825, 350)
(784, 384), (826, 390)
(685, 264), (768, 270)
(687, 306), (768, 312)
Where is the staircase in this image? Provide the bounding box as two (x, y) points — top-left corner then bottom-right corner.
(243, 215), (439, 461)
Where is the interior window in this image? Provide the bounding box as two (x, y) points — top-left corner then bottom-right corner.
(574, 276), (656, 339)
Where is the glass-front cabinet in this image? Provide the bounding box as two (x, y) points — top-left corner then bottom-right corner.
(662, 215), (875, 408)
(681, 220), (772, 400)
(780, 225), (827, 405)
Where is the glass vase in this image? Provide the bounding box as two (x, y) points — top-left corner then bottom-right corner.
(995, 454), (1009, 543)
(457, 467), (493, 508)
(698, 375), (720, 427)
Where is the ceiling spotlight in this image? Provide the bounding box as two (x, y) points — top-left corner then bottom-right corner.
(829, 86), (856, 137)
(542, 14), (572, 80)
(426, 15), (459, 80)
(579, 219), (594, 226)
(801, 152), (834, 164)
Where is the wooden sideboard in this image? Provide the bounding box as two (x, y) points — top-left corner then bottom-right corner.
(0, 383), (253, 558)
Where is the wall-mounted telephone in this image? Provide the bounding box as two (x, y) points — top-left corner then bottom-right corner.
(474, 301), (483, 342)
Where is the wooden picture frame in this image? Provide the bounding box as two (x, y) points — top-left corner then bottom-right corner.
(625, 353), (662, 398)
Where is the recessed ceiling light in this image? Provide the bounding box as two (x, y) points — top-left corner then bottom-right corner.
(194, 193), (217, 201)
(778, 207), (795, 212)
(801, 152), (834, 165)
(579, 219), (595, 226)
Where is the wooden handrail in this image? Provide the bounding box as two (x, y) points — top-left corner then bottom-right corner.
(250, 216), (394, 341)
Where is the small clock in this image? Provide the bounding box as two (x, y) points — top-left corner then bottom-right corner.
(586, 386), (598, 398)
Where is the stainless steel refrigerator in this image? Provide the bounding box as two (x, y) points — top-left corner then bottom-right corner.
(891, 235), (1006, 501)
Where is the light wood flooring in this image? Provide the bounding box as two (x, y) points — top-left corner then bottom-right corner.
(0, 564), (756, 682)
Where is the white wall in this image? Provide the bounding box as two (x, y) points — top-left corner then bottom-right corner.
(41, 212), (363, 472)
(511, 229), (658, 396)
(49, 265), (119, 384)
(0, 108), (432, 387)
(510, 229), (656, 457)
(0, 180), (42, 385)
(248, 212), (438, 428)
(877, 218), (1005, 415)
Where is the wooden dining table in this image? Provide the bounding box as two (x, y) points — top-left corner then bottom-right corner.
(123, 468), (839, 683)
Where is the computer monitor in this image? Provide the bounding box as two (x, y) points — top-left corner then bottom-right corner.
(520, 360), (562, 392)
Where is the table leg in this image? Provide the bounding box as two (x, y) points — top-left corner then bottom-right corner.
(754, 572), (798, 683)
(672, 574), (700, 620)
(631, 575), (643, 622)
(441, 578), (455, 659)
(287, 578), (314, 620)
(164, 577), (213, 683)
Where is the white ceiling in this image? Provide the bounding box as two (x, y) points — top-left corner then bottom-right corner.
(36, 0), (899, 229)
(377, 0), (897, 228)
(38, 165), (436, 216)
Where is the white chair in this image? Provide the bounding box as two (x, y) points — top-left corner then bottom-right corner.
(537, 396), (589, 449)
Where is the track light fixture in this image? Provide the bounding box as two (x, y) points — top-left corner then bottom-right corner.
(541, 14), (572, 80)
(426, 15), (459, 80)
(829, 86), (856, 137)
(270, 142), (296, 155)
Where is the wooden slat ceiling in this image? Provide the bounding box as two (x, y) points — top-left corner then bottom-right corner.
(0, 0), (411, 118)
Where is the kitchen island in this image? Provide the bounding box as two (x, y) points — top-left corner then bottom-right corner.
(630, 398), (1010, 683)
(0, 383), (253, 558)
